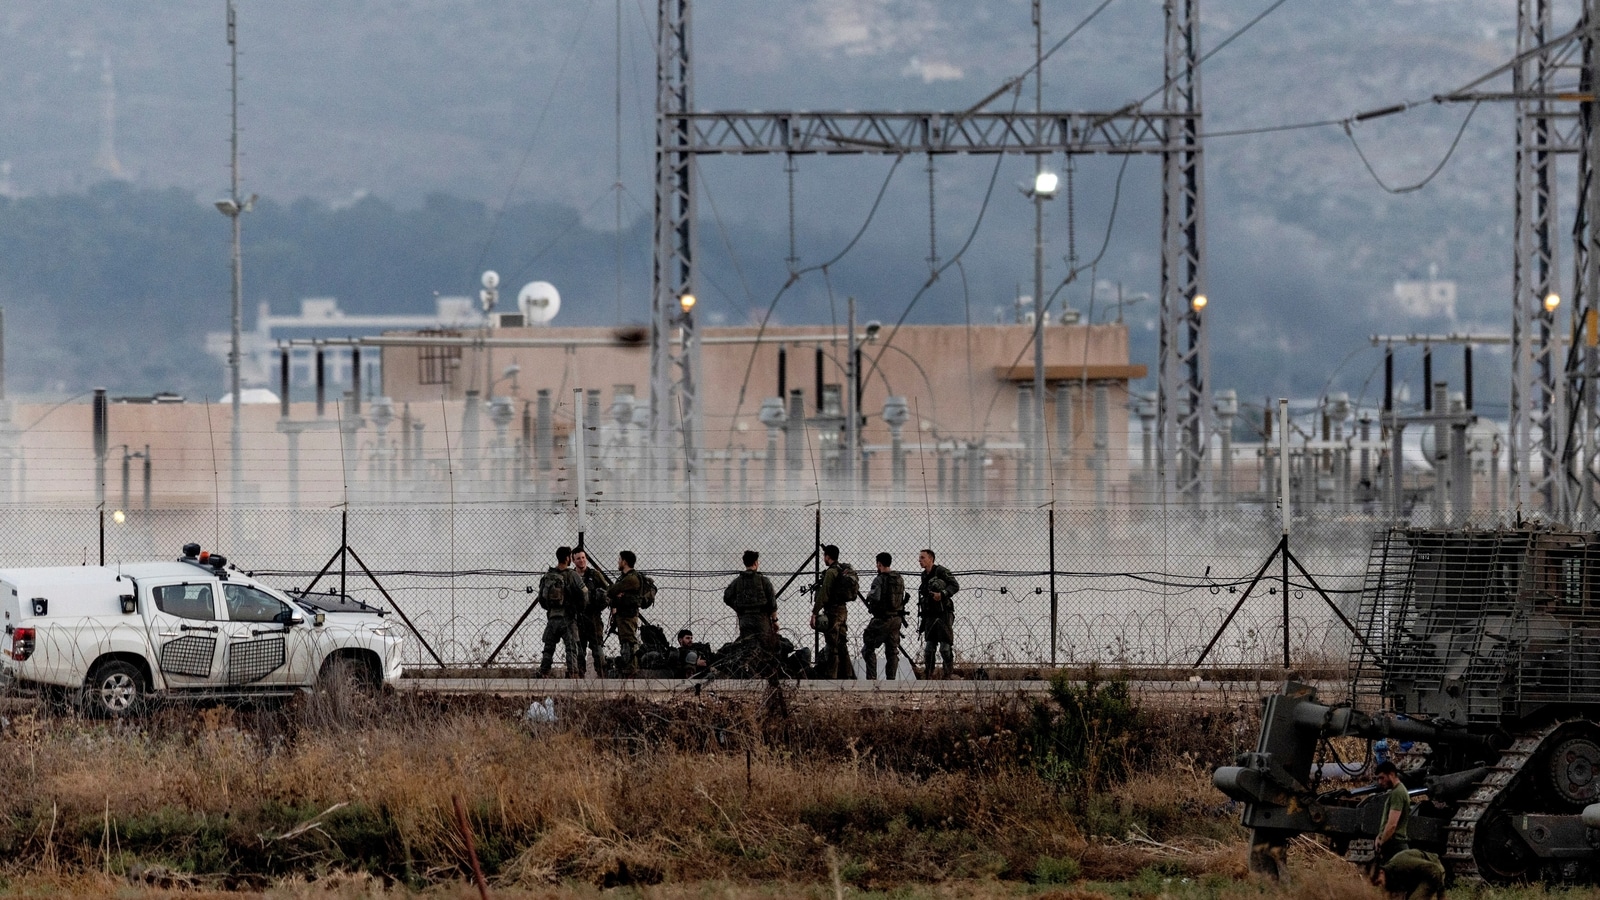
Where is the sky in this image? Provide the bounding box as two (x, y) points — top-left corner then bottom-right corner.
(0, 0), (1577, 412)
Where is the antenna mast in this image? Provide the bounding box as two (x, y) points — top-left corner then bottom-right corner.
(222, 0), (247, 503)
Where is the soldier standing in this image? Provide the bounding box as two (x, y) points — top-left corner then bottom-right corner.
(723, 550), (777, 647)
(917, 548), (959, 679)
(606, 550), (645, 676)
(572, 548), (609, 677)
(860, 551), (907, 680)
(812, 544), (857, 679)
(537, 546), (582, 677)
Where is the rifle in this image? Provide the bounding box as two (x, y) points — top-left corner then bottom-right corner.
(899, 644), (923, 679)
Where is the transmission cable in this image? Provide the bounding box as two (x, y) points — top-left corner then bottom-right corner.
(1343, 100), (1482, 195)
(721, 153), (908, 441)
(960, 0), (1119, 116)
(472, 0), (600, 283)
(696, 156), (758, 317)
(977, 153), (1132, 436)
(864, 88), (1025, 392)
(1117, 0), (1295, 116)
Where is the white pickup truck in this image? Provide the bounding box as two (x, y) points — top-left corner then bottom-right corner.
(0, 545), (404, 716)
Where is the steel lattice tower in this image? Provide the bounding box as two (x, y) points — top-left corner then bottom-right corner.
(1158, 0), (1210, 504)
(651, 0), (1209, 500)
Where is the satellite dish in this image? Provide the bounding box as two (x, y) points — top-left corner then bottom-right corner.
(518, 281), (561, 325)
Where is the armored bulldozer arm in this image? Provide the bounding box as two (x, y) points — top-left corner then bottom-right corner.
(1214, 682), (1491, 876)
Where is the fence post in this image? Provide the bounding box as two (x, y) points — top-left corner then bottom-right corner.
(813, 505), (821, 659)
(1049, 506), (1057, 667)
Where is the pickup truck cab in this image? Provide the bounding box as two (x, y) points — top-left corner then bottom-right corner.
(0, 545), (404, 716)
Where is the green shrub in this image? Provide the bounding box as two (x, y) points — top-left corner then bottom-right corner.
(1031, 853), (1081, 884)
(1029, 664), (1140, 793)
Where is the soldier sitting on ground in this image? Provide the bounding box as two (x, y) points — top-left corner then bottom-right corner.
(672, 628), (714, 678)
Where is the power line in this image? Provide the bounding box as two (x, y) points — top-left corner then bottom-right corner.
(720, 154), (909, 439)
(1343, 101), (1482, 195)
(472, 0), (601, 284)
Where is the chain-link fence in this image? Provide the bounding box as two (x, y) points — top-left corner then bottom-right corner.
(0, 501), (1384, 674)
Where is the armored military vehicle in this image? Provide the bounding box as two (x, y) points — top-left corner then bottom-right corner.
(1215, 526), (1600, 882)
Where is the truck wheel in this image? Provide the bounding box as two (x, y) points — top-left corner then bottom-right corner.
(318, 655), (378, 694)
(310, 655), (379, 726)
(84, 661), (146, 718)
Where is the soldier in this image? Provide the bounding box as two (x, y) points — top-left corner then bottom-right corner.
(571, 548), (610, 677)
(536, 546), (582, 677)
(916, 548), (959, 679)
(860, 551), (907, 680)
(672, 628), (713, 677)
(1373, 761), (1411, 865)
(606, 550), (645, 676)
(812, 544), (857, 679)
(1378, 848), (1446, 899)
(723, 550), (777, 647)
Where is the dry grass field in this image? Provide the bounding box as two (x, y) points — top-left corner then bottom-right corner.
(0, 673), (1584, 898)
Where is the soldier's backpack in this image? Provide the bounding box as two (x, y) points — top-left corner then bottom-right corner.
(829, 563), (860, 606)
(638, 572), (658, 609)
(537, 569), (567, 612)
(883, 572), (907, 614)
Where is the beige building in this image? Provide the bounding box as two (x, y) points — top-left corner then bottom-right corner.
(0, 322), (1145, 507)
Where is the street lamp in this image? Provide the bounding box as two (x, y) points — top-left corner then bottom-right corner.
(1544, 292), (1562, 313)
(478, 269), (500, 402)
(1191, 293), (1209, 312)
(1022, 165), (1059, 500)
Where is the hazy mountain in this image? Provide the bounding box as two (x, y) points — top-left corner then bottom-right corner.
(0, 1), (1558, 418)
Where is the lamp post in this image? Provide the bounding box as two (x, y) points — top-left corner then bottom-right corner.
(678, 292), (698, 496)
(1025, 168), (1058, 501)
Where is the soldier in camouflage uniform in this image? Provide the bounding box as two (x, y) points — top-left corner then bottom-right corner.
(812, 544), (856, 679)
(537, 546), (583, 677)
(860, 551), (907, 680)
(571, 548), (610, 677)
(917, 548), (959, 679)
(606, 550), (645, 676)
(723, 550), (777, 648)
